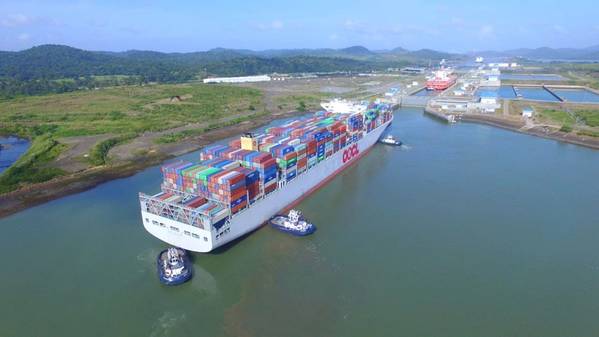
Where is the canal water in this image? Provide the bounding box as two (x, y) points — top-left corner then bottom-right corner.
(514, 86), (561, 102)
(0, 136), (30, 173)
(411, 88), (438, 97)
(477, 86), (517, 99)
(499, 74), (564, 81)
(477, 85), (599, 104)
(551, 88), (599, 103)
(1, 108), (599, 337)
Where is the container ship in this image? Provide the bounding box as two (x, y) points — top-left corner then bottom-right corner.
(139, 101), (394, 253)
(426, 69), (456, 91)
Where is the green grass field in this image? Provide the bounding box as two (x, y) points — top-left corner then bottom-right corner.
(0, 83), (266, 192)
(575, 109), (599, 127)
(535, 107), (599, 136)
(538, 109), (576, 125)
(0, 83), (263, 138)
(273, 93), (331, 112)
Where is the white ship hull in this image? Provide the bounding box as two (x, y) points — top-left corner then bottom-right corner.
(141, 118), (392, 253)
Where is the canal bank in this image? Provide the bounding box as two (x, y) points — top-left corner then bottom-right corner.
(460, 113), (599, 150)
(0, 110), (306, 219)
(1, 107), (598, 337)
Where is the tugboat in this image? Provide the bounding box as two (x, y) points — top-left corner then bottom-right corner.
(270, 209), (316, 236)
(379, 134), (402, 146)
(157, 247), (192, 286)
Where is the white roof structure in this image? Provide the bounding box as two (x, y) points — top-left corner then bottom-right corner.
(203, 75), (271, 84)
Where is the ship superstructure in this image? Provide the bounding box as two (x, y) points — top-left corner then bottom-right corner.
(426, 68), (456, 91)
(139, 102), (393, 252)
(320, 99), (367, 114)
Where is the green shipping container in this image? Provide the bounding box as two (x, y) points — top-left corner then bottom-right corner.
(198, 167), (221, 181)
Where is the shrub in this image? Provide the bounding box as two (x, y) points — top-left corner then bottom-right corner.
(560, 124), (572, 133)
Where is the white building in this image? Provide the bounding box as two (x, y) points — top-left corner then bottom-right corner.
(488, 62), (510, 68)
(522, 107), (534, 118)
(465, 93), (500, 113)
(480, 94), (497, 105)
(203, 75), (271, 84)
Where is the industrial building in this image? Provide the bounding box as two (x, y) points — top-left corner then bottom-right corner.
(203, 75), (271, 84)
(401, 67), (426, 74)
(522, 107), (534, 118)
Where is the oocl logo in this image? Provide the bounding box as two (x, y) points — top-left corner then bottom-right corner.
(342, 144), (359, 163)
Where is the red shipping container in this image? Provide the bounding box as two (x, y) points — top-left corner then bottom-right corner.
(159, 193), (173, 200)
(252, 153), (273, 164)
(229, 139), (241, 148)
(260, 158), (277, 168)
(187, 198), (207, 208)
(231, 201), (248, 214)
(265, 184), (277, 194)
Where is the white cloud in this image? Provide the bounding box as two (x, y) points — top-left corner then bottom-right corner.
(1, 14), (61, 28)
(17, 33), (30, 41)
(553, 25), (566, 34)
(344, 19), (441, 37)
(478, 24), (495, 37)
(256, 20), (284, 31)
(343, 19), (357, 29)
(1, 14), (32, 27)
(449, 17), (464, 27)
(271, 20), (283, 29)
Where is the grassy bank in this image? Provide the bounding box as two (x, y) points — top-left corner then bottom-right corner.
(0, 135), (65, 193)
(273, 93), (331, 112)
(506, 100), (599, 138)
(88, 134), (137, 165)
(0, 83), (263, 138)
(0, 83), (266, 191)
(155, 111), (268, 144)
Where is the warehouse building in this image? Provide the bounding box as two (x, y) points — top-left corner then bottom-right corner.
(203, 75), (271, 84)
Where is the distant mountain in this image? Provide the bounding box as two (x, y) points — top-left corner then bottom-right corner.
(339, 45), (374, 56)
(406, 49), (453, 59)
(0, 44), (460, 81)
(1, 44), (443, 96)
(474, 45), (599, 60)
(390, 46), (408, 53)
(583, 45), (599, 52)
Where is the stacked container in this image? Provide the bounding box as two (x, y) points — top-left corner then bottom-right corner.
(161, 161), (194, 191)
(207, 169), (248, 214)
(159, 104), (393, 219)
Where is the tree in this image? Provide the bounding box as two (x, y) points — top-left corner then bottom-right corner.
(297, 101), (307, 112)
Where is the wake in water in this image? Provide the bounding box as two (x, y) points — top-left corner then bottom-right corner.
(150, 311), (187, 337)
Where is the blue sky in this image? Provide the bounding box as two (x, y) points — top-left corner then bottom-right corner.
(1, 0), (598, 52)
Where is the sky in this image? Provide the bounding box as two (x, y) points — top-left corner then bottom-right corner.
(1, 0), (598, 53)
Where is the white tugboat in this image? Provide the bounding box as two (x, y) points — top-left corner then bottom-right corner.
(270, 209), (316, 236)
(157, 247), (192, 285)
(379, 134), (402, 146)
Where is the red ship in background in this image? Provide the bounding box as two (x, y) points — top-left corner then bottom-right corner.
(426, 68), (456, 91)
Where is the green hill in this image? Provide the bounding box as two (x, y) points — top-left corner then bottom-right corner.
(0, 44), (459, 96)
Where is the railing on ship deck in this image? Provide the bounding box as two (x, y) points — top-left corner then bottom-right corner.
(139, 192), (211, 229)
